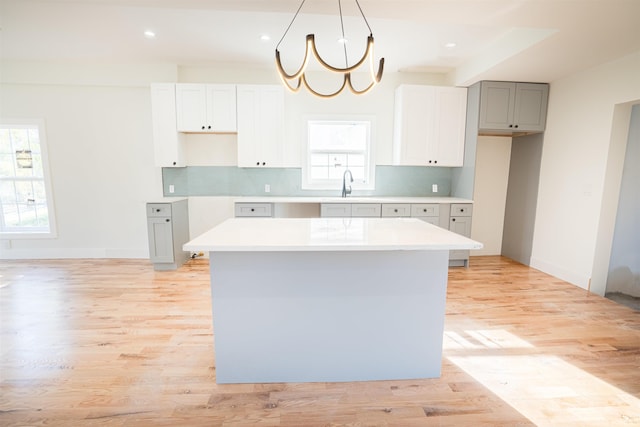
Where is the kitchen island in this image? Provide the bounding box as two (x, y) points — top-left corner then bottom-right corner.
(184, 217), (482, 384)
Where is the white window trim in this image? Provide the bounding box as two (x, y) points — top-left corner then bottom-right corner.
(301, 115), (376, 191)
(0, 118), (57, 239)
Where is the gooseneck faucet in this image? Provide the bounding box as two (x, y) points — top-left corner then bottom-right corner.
(341, 169), (353, 198)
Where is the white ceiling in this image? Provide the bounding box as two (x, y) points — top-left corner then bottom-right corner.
(2, 0), (640, 85)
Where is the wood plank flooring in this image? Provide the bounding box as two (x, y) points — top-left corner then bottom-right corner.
(1, 256), (639, 426)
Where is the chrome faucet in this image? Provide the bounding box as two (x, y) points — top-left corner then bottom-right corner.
(341, 169), (353, 198)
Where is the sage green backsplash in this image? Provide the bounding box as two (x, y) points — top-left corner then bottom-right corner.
(162, 166), (452, 197)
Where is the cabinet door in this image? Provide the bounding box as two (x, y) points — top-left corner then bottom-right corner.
(175, 83), (208, 132)
(449, 216), (472, 237)
(207, 85), (237, 132)
(237, 85), (285, 167)
(392, 85), (434, 166)
(479, 81), (515, 131)
(432, 87), (467, 166)
(513, 83), (548, 132)
(147, 217), (175, 263)
(393, 85), (466, 167)
(150, 83), (185, 167)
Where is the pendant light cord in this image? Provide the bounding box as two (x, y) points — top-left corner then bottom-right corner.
(354, 0), (373, 36)
(338, 0), (348, 67)
(276, 0), (307, 50)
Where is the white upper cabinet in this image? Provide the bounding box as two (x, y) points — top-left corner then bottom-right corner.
(393, 85), (467, 167)
(236, 85), (285, 168)
(175, 84), (237, 133)
(478, 81), (549, 133)
(150, 83), (185, 167)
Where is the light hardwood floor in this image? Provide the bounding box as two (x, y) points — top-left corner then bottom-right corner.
(1, 256), (639, 426)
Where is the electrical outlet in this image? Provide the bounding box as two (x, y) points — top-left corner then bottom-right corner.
(432, 184), (438, 193)
(169, 184), (175, 194)
(264, 184), (271, 193)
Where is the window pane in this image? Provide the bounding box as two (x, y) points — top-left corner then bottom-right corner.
(0, 129), (11, 153)
(311, 166), (329, 180)
(0, 154), (15, 176)
(329, 154), (347, 168)
(310, 154), (329, 167)
(328, 165), (346, 180)
(309, 121), (368, 152)
(1, 122), (52, 234)
(347, 154), (365, 167)
(350, 167), (365, 181)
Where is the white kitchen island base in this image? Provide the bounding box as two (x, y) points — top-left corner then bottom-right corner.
(210, 249), (449, 384)
(184, 217), (482, 384)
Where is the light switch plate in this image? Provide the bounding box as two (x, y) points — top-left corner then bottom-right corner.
(432, 184), (438, 193)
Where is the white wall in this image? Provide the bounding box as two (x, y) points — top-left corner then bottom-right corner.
(531, 50), (640, 291)
(0, 63), (173, 259)
(470, 136), (512, 256)
(0, 61), (449, 259)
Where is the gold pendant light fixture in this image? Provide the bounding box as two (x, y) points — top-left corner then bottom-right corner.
(275, 0), (384, 98)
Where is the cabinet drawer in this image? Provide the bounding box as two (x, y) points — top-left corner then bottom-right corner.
(147, 203), (171, 217)
(352, 204), (381, 217)
(235, 203), (273, 217)
(410, 204), (439, 217)
(321, 204), (352, 217)
(450, 204), (472, 217)
(381, 203), (411, 217)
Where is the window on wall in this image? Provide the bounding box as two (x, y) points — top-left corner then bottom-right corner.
(302, 118), (375, 190)
(0, 120), (56, 238)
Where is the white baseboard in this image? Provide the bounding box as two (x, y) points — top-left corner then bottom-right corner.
(530, 256), (591, 291)
(1, 248), (148, 260)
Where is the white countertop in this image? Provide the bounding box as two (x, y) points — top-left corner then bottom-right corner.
(234, 196), (472, 204)
(184, 217), (483, 252)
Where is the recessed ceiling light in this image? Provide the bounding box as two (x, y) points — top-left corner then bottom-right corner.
(144, 30), (156, 39)
(445, 42), (457, 48)
(261, 34), (271, 41)
(338, 38), (348, 44)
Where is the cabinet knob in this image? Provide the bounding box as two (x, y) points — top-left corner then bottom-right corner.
(428, 160), (432, 164)
(452, 218), (456, 222)
(394, 209), (398, 213)
(155, 209), (161, 212)
(201, 125), (206, 130)
(423, 209), (427, 212)
(256, 162), (260, 166)
(262, 162), (266, 166)
(208, 125), (212, 129)
(251, 208), (255, 212)
(509, 124), (513, 128)
(434, 160), (438, 164)
(165, 219), (170, 222)
(460, 209), (465, 212)
(514, 124), (519, 129)
(172, 161), (177, 166)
